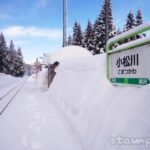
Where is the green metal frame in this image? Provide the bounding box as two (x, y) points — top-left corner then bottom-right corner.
(106, 22), (150, 85)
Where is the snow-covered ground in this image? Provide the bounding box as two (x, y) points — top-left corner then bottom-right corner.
(0, 73), (25, 101)
(0, 77), (82, 150)
(46, 46), (150, 150)
(0, 73), (23, 90)
(0, 45), (150, 150)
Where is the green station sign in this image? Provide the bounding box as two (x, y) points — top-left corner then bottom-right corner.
(106, 22), (150, 86)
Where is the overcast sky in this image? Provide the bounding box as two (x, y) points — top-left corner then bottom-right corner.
(0, 0), (149, 63)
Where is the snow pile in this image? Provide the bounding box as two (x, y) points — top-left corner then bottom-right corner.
(46, 45), (91, 64)
(46, 46), (150, 150)
(36, 68), (48, 89)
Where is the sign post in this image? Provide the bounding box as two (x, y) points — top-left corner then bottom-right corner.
(106, 22), (150, 86)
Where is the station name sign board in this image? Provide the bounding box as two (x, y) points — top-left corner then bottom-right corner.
(106, 23), (150, 86)
(108, 44), (150, 85)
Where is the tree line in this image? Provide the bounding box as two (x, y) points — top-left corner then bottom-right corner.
(67, 0), (144, 54)
(0, 32), (25, 77)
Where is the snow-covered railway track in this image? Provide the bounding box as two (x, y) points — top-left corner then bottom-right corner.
(0, 84), (19, 100)
(0, 80), (26, 116)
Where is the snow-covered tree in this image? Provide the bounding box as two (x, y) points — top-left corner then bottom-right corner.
(3, 40), (15, 75)
(17, 47), (23, 56)
(93, 16), (105, 54)
(9, 40), (14, 51)
(0, 32), (8, 73)
(11, 47), (25, 77)
(0, 32), (24, 76)
(82, 20), (95, 52)
(10, 48), (25, 77)
(92, 19), (98, 54)
(93, 0), (116, 54)
(6, 42), (25, 77)
(67, 35), (72, 45)
(135, 9), (146, 39)
(136, 9), (143, 26)
(72, 21), (78, 45)
(125, 11), (136, 31)
(103, 0), (116, 38)
(124, 11), (137, 42)
(72, 21), (83, 46)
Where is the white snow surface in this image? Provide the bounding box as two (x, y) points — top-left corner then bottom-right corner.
(45, 46), (91, 64)
(0, 73), (25, 98)
(36, 68), (48, 89)
(46, 46), (150, 150)
(0, 46), (150, 150)
(0, 73), (23, 90)
(0, 77), (82, 150)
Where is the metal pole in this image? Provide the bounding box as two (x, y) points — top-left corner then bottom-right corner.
(105, 0), (109, 52)
(63, 0), (67, 47)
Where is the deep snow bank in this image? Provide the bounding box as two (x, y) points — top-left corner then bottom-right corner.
(36, 68), (48, 89)
(46, 46), (150, 150)
(45, 45), (91, 64)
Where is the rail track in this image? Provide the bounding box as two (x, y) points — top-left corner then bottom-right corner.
(0, 80), (26, 116)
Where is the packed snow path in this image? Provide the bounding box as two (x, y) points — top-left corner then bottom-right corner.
(0, 77), (82, 150)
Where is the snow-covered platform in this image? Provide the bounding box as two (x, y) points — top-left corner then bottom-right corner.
(0, 77), (82, 150)
(0, 45), (150, 150)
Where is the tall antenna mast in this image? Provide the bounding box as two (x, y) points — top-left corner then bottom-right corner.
(63, 0), (67, 47)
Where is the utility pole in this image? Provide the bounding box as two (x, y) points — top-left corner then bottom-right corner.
(63, 0), (67, 47)
(105, 0), (109, 52)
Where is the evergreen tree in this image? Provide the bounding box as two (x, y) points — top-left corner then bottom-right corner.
(12, 48), (25, 77)
(67, 35), (72, 45)
(93, 0), (116, 54)
(125, 11), (136, 31)
(124, 11), (136, 42)
(17, 47), (22, 56)
(0, 32), (8, 73)
(6, 41), (25, 77)
(72, 21), (78, 45)
(92, 19), (99, 54)
(17, 47), (24, 76)
(9, 40), (14, 51)
(102, 0), (116, 38)
(82, 20), (94, 52)
(72, 21), (83, 46)
(93, 16), (105, 54)
(136, 9), (143, 26)
(4, 40), (15, 75)
(0, 33), (24, 76)
(136, 9), (146, 39)
(15, 47), (25, 77)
